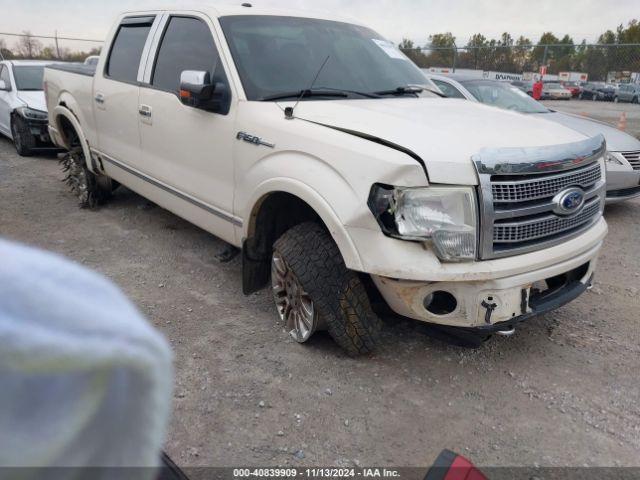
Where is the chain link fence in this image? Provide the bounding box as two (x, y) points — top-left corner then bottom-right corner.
(0, 32), (103, 62)
(2, 31), (639, 84)
(401, 44), (640, 82)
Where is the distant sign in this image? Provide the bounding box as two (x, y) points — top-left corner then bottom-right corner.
(540, 66), (548, 76)
(559, 72), (588, 82)
(482, 71), (523, 82)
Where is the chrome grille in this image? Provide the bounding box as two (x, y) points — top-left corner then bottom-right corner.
(494, 199), (601, 244)
(491, 162), (601, 202)
(473, 135), (607, 260)
(621, 150), (640, 170)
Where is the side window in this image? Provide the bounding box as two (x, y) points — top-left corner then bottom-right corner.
(152, 16), (226, 94)
(432, 79), (465, 99)
(106, 17), (154, 83)
(0, 65), (10, 88)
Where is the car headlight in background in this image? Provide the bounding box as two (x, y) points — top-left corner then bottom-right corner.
(605, 152), (624, 166)
(16, 106), (48, 121)
(368, 184), (477, 262)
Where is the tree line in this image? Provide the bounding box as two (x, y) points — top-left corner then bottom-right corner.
(400, 19), (640, 79)
(0, 31), (100, 62)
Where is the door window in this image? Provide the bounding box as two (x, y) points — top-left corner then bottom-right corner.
(0, 65), (10, 89)
(432, 79), (466, 99)
(152, 16), (226, 94)
(106, 17), (154, 83)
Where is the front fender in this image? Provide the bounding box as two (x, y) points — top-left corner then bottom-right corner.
(240, 175), (365, 272)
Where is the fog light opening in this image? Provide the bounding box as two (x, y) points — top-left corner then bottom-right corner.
(424, 290), (458, 315)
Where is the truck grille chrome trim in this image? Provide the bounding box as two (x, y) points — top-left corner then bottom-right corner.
(620, 150), (640, 170)
(473, 135), (607, 260)
(491, 162), (601, 203)
(493, 198), (601, 244)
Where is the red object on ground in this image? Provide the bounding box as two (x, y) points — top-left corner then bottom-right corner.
(443, 456), (487, 480)
(532, 81), (544, 100)
(424, 450), (488, 480)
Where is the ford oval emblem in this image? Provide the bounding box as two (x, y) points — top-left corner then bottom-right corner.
(553, 187), (585, 216)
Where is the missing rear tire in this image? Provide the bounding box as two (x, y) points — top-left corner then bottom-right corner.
(60, 147), (113, 209)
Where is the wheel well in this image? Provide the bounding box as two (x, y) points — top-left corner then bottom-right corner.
(57, 114), (80, 148)
(242, 192), (324, 294)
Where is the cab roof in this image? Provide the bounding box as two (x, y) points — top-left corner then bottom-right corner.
(122, 3), (363, 27)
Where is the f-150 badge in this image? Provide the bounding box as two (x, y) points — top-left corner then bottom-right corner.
(236, 132), (275, 148)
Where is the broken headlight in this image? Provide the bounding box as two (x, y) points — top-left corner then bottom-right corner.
(368, 184), (477, 262)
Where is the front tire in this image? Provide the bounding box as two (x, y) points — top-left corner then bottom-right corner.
(11, 116), (35, 157)
(272, 222), (382, 356)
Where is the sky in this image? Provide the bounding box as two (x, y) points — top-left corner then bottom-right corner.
(1, 0), (638, 51)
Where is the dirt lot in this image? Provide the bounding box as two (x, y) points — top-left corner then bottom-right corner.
(1, 102), (639, 469)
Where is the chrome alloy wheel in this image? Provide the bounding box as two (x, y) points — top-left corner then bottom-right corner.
(271, 250), (318, 343)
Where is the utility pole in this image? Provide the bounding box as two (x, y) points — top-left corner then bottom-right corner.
(452, 42), (458, 73)
(55, 30), (61, 59)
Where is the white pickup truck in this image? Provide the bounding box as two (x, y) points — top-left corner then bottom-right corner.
(45, 5), (608, 355)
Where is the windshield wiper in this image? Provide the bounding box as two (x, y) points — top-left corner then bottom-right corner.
(259, 89), (349, 101)
(314, 87), (381, 99)
(374, 85), (447, 98)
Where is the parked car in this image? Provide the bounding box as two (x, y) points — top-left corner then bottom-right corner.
(426, 74), (640, 203)
(614, 83), (640, 104)
(45, 6), (607, 353)
(84, 56), (100, 67)
(542, 82), (572, 100)
(0, 60), (59, 156)
(561, 81), (581, 97)
(510, 80), (533, 96)
(579, 82), (616, 101)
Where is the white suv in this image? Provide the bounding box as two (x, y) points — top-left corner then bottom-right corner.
(0, 60), (54, 156)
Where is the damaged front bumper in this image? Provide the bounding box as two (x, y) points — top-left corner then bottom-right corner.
(24, 117), (53, 145)
(371, 240), (601, 331)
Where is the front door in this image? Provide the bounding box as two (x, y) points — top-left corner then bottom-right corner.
(138, 14), (237, 242)
(92, 15), (158, 165)
(0, 65), (12, 136)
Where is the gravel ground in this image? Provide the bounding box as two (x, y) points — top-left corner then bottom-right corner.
(1, 123), (639, 469)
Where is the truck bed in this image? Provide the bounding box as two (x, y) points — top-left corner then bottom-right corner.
(46, 63), (96, 77)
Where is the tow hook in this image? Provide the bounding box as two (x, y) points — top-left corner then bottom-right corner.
(481, 299), (497, 324)
(496, 327), (516, 337)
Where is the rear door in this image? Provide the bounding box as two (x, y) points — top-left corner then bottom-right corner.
(93, 15), (160, 165)
(137, 13), (237, 242)
(0, 64), (12, 136)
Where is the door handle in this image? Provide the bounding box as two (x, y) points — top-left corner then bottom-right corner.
(94, 93), (105, 104)
(138, 105), (152, 118)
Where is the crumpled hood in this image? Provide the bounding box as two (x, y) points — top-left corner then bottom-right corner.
(293, 98), (588, 184)
(541, 111), (640, 152)
(16, 91), (47, 112)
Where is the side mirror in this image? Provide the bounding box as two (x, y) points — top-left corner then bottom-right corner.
(0, 80), (10, 91)
(179, 70), (230, 114)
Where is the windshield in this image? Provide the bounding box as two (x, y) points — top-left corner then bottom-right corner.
(13, 65), (46, 91)
(219, 15), (433, 101)
(545, 83), (562, 89)
(461, 80), (549, 114)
